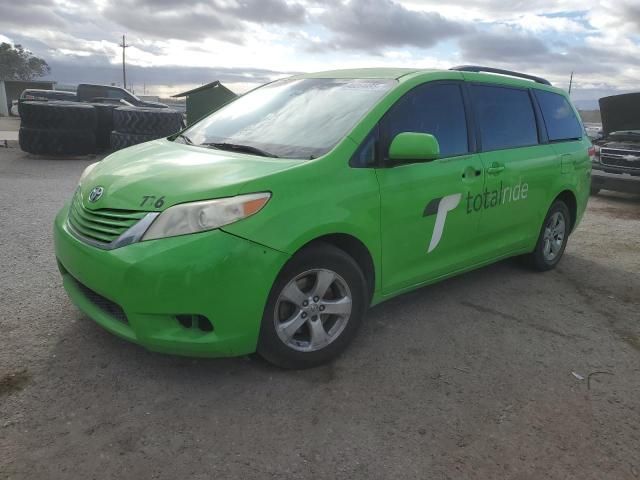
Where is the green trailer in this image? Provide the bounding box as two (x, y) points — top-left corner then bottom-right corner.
(172, 81), (236, 125)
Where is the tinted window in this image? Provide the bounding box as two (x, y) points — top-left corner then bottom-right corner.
(382, 83), (469, 159)
(471, 85), (538, 150)
(351, 130), (377, 167)
(534, 90), (582, 141)
(106, 89), (126, 100)
(78, 85), (103, 100)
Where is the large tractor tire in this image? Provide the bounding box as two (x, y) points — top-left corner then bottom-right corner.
(19, 127), (96, 156)
(110, 131), (158, 151)
(113, 107), (184, 136)
(19, 101), (97, 131)
(91, 103), (118, 151)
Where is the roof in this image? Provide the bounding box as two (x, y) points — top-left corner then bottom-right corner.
(291, 67), (559, 91)
(172, 81), (235, 98)
(295, 68), (422, 80)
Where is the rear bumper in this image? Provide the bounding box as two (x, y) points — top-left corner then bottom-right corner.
(592, 167), (640, 194)
(54, 203), (289, 357)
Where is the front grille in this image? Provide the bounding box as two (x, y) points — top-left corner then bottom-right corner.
(71, 276), (128, 324)
(600, 148), (640, 171)
(68, 192), (147, 245)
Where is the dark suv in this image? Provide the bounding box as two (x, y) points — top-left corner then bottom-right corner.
(76, 84), (167, 108)
(592, 93), (640, 194)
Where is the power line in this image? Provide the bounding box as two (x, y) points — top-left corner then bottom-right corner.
(119, 34), (130, 90)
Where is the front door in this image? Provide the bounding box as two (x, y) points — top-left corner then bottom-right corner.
(375, 82), (486, 294)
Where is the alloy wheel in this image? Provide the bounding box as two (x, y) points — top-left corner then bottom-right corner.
(274, 268), (353, 352)
(542, 211), (566, 262)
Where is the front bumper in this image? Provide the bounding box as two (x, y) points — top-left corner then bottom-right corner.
(54, 203), (289, 357)
(592, 166), (640, 194)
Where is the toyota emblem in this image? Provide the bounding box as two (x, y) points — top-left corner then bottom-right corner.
(89, 186), (104, 203)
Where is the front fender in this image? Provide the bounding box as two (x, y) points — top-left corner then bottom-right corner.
(222, 146), (382, 294)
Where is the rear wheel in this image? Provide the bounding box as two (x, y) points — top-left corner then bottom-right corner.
(524, 201), (570, 271)
(257, 243), (368, 369)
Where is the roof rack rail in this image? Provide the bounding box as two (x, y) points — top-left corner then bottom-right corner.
(449, 65), (551, 86)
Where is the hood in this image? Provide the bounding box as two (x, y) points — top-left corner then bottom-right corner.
(139, 100), (169, 108)
(599, 93), (640, 136)
(80, 139), (301, 211)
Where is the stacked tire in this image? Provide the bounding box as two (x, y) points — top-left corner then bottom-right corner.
(19, 101), (97, 155)
(111, 107), (183, 151)
(91, 103), (119, 151)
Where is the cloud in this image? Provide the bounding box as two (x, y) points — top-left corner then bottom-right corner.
(4, 0), (640, 101)
(222, 0), (306, 24)
(314, 0), (470, 52)
(459, 29), (551, 63)
(457, 26), (640, 94)
(0, 0), (68, 30)
(100, 0), (307, 42)
(43, 54), (296, 91)
(101, 1), (245, 42)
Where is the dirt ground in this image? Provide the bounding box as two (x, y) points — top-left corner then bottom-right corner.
(1, 144), (639, 480)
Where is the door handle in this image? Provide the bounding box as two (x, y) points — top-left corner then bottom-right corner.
(461, 166), (482, 179)
(486, 163), (505, 175)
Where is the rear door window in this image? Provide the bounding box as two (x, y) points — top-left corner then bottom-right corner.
(381, 83), (469, 160)
(470, 85), (538, 151)
(534, 90), (583, 142)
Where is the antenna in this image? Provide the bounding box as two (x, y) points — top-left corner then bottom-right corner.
(568, 71), (574, 95)
(119, 35), (130, 90)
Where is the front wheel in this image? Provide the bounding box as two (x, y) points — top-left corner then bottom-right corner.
(524, 200), (571, 271)
(257, 243), (368, 369)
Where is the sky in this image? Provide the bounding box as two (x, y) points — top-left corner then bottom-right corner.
(1, 0), (640, 107)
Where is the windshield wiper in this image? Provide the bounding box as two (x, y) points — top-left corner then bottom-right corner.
(174, 133), (193, 145)
(201, 142), (279, 158)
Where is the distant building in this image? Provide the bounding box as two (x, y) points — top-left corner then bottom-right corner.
(172, 81), (236, 125)
(0, 80), (56, 116)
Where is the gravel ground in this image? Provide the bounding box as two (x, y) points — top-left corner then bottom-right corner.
(1, 145), (639, 480)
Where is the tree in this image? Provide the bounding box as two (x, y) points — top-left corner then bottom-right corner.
(0, 43), (51, 81)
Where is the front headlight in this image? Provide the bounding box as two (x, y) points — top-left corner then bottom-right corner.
(78, 162), (98, 185)
(141, 192), (271, 241)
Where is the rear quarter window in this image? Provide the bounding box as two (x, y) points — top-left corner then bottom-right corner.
(470, 85), (538, 151)
(534, 90), (583, 142)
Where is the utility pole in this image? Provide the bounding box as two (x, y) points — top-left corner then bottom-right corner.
(568, 71), (574, 95)
(119, 35), (130, 90)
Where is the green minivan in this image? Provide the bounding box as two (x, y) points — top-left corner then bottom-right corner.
(54, 66), (592, 368)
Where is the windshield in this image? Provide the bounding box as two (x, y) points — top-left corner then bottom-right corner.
(181, 78), (396, 159)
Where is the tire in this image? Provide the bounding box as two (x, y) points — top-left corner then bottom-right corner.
(91, 103), (118, 151)
(257, 243), (368, 369)
(523, 200), (571, 271)
(113, 107), (183, 136)
(19, 101), (97, 131)
(19, 127), (96, 156)
(110, 131), (159, 151)
(590, 186), (600, 195)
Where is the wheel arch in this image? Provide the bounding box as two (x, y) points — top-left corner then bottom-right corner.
(554, 189), (578, 231)
(297, 233), (377, 302)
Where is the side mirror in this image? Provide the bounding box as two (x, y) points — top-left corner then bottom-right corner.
(388, 132), (440, 162)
